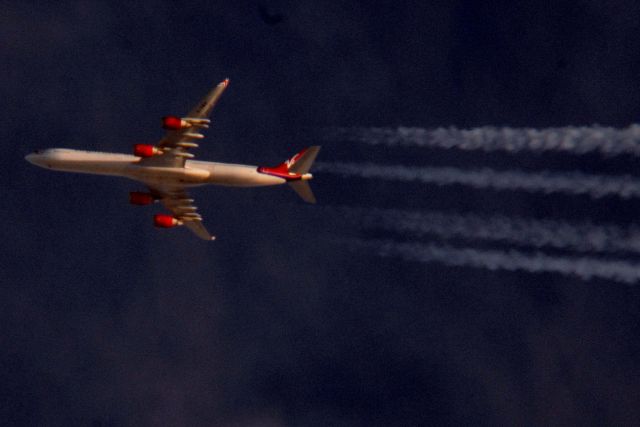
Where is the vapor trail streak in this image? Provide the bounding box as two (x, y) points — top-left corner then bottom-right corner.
(315, 162), (640, 199)
(326, 126), (640, 157)
(345, 238), (640, 284)
(336, 206), (640, 255)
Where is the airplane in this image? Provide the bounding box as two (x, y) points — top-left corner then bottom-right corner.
(25, 78), (320, 241)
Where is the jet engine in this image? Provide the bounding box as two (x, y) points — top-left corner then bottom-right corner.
(134, 144), (160, 158)
(162, 116), (191, 130)
(154, 214), (181, 228)
(162, 116), (211, 130)
(129, 192), (155, 206)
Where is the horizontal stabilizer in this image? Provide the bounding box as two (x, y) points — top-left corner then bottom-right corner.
(289, 146), (321, 174)
(289, 180), (316, 204)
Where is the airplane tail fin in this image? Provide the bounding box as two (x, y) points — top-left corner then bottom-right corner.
(287, 146), (320, 204)
(258, 146), (321, 203)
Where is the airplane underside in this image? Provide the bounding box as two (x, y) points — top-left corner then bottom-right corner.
(25, 78), (320, 240)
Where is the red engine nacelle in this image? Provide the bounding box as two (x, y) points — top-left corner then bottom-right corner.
(134, 144), (160, 158)
(162, 116), (190, 130)
(129, 192), (155, 206)
(154, 214), (180, 228)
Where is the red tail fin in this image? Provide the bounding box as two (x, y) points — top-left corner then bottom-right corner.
(258, 146), (321, 180)
(257, 146), (321, 203)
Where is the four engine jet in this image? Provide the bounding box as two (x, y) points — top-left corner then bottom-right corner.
(25, 79), (320, 240)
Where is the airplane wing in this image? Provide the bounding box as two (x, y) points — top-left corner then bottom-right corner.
(139, 78), (230, 168)
(149, 186), (216, 241)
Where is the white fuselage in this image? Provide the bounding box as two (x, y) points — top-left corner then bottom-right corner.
(24, 148), (286, 188)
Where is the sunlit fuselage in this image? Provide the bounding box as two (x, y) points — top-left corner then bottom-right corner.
(25, 148), (286, 188)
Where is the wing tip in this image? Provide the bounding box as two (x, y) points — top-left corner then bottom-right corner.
(220, 78), (230, 87)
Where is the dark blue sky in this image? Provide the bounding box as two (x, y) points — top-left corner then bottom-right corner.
(4, 1), (640, 425)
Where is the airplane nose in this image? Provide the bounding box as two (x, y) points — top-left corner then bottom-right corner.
(25, 151), (43, 166)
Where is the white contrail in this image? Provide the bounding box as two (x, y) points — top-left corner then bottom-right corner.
(335, 206), (640, 255)
(326, 125), (640, 157)
(315, 162), (640, 199)
(344, 238), (640, 284)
